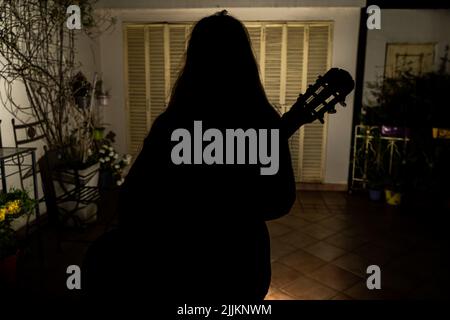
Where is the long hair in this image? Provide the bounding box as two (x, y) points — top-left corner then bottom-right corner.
(167, 11), (272, 117)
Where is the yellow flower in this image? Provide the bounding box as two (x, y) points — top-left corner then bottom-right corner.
(5, 200), (22, 215)
(0, 208), (6, 221)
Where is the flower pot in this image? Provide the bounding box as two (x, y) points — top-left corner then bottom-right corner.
(368, 189), (382, 201)
(385, 189), (402, 206)
(381, 125), (410, 138)
(0, 251), (18, 288)
(432, 127), (450, 139)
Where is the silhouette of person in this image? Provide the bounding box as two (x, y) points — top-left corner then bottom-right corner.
(83, 11), (315, 303)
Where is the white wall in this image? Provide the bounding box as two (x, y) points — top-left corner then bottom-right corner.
(98, 7), (361, 185)
(363, 9), (450, 102)
(76, 32), (103, 94)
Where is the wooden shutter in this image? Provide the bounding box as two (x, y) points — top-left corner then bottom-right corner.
(125, 26), (147, 155)
(148, 25), (166, 127)
(247, 25), (262, 73)
(264, 26), (282, 110)
(126, 24), (192, 155)
(285, 26), (305, 181)
(301, 25), (330, 182)
(125, 22), (331, 180)
(242, 23), (331, 182)
(169, 25), (190, 92)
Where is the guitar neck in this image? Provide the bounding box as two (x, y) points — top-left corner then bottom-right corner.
(279, 68), (355, 139)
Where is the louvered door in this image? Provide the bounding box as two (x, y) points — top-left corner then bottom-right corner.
(125, 25), (147, 155)
(148, 25), (165, 129)
(246, 22), (331, 182)
(285, 26), (305, 181)
(125, 22), (332, 182)
(125, 24), (191, 155)
(301, 25), (330, 182)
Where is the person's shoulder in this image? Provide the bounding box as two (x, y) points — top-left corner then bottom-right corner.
(151, 110), (172, 128)
(141, 111), (172, 146)
(253, 102), (281, 127)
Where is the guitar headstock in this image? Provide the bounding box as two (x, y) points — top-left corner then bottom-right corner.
(296, 68), (355, 124)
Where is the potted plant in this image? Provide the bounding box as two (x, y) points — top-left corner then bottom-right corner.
(361, 52), (450, 208)
(384, 175), (404, 206)
(0, 189), (36, 287)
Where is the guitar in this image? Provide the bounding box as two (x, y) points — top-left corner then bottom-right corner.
(281, 68), (355, 138)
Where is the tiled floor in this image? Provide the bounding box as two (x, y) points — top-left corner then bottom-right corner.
(11, 190), (450, 300)
(265, 191), (450, 300)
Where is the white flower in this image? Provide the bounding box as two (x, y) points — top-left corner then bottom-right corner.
(114, 154), (119, 159)
(102, 144), (108, 149)
(114, 164), (120, 169)
(105, 156), (110, 162)
(109, 152), (114, 157)
(109, 146), (114, 151)
(99, 149), (105, 154)
(87, 149), (93, 156)
(99, 158), (105, 163)
(116, 178), (124, 186)
(124, 154), (132, 165)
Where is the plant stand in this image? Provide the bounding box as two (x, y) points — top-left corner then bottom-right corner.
(350, 125), (409, 191)
(53, 163), (100, 226)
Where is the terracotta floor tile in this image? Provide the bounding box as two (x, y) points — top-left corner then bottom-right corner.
(265, 287), (296, 300)
(270, 261), (302, 288)
(270, 238), (298, 261)
(276, 215), (312, 230)
(266, 221), (293, 238)
(278, 249), (327, 274)
(324, 233), (367, 251)
(331, 253), (372, 277)
(300, 224), (337, 240)
(277, 230), (318, 249)
(303, 241), (346, 262)
(309, 264), (362, 291)
(318, 216), (354, 232)
(281, 274), (337, 300)
(299, 212), (333, 223)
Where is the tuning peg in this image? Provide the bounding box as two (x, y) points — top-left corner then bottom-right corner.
(339, 101), (347, 107)
(318, 117), (324, 124)
(328, 107), (337, 114)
